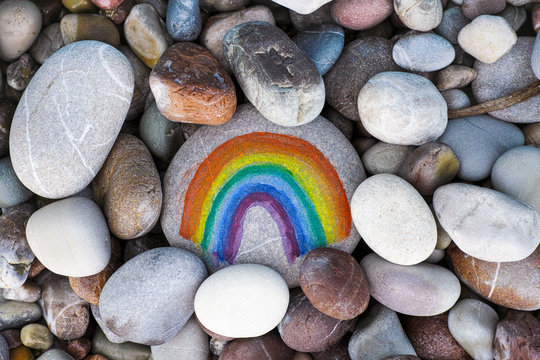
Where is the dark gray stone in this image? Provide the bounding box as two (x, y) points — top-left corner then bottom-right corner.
(29, 23), (65, 64)
(435, 7), (470, 44)
(0, 301), (41, 331)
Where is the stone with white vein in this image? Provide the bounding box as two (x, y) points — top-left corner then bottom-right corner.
(9, 40), (134, 199)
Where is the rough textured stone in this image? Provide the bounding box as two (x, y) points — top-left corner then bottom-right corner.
(166, 0), (200, 41)
(271, 0), (331, 15)
(6, 54), (38, 92)
(195, 264), (288, 338)
(0, 0), (42, 62)
(150, 42), (237, 125)
(0, 301), (41, 331)
(447, 299), (498, 360)
(458, 15), (517, 64)
(403, 313), (469, 360)
(448, 244), (540, 310)
(119, 44), (150, 121)
(393, 34), (455, 72)
(0, 158), (33, 209)
(351, 174), (437, 265)
(92, 327), (151, 360)
(0, 204), (35, 289)
(60, 14), (120, 47)
(438, 115), (524, 181)
(433, 183), (540, 262)
(299, 248), (369, 320)
(9, 41), (134, 199)
(224, 22), (324, 126)
(358, 72), (447, 146)
(29, 23), (64, 64)
(99, 247), (207, 345)
(493, 310), (540, 360)
(161, 104), (364, 287)
(330, 0), (393, 31)
(360, 253), (461, 316)
(66, 338), (91, 360)
(151, 316), (208, 360)
(398, 142), (459, 196)
(26, 197), (111, 277)
(278, 289), (353, 353)
(93, 134), (162, 239)
(436, 65), (477, 90)
(2, 282), (41, 303)
(324, 37), (399, 121)
(219, 331), (294, 360)
(462, 0), (505, 20)
(348, 303), (416, 360)
(435, 7), (470, 44)
(20, 324), (53, 351)
(474, 37), (540, 123)
(394, 0), (443, 31)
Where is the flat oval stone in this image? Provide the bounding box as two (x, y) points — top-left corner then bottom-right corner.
(99, 247), (207, 345)
(166, 0), (200, 41)
(278, 289), (353, 352)
(351, 174), (437, 265)
(435, 7), (470, 44)
(271, 0), (331, 15)
(151, 316), (209, 360)
(0, 301), (41, 331)
(93, 134), (162, 239)
(448, 299), (499, 360)
(2, 282), (41, 303)
(292, 24), (344, 76)
(448, 243), (540, 311)
(441, 89), (471, 110)
(436, 65), (477, 91)
(161, 104), (364, 287)
(195, 264), (288, 338)
(348, 303), (416, 360)
(324, 37), (399, 121)
(493, 310), (540, 360)
(0, 158), (33, 208)
(150, 42), (237, 125)
(299, 247), (369, 320)
(394, 0), (443, 31)
(358, 71), (447, 146)
(398, 141), (460, 196)
(26, 197), (111, 277)
(403, 313), (469, 360)
(492, 146), (540, 212)
(393, 34), (455, 72)
(462, 0), (506, 20)
(473, 37), (540, 123)
(438, 115), (524, 181)
(200, 6), (275, 72)
(330, 0), (393, 30)
(360, 253), (461, 316)
(9, 41), (134, 199)
(223, 21), (324, 126)
(219, 331), (294, 360)
(60, 14), (120, 47)
(139, 102), (183, 163)
(124, 4), (171, 68)
(0, 0), (42, 62)
(20, 324), (53, 351)
(433, 183), (540, 262)
(458, 15), (517, 64)
(29, 23), (64, 64)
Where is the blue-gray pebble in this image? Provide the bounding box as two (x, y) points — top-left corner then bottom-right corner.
(435, 7), (470, 44)
(0, 158), (33, 208)
(438, 114), (524, 182)
(0, 335), (7, 360)
(393, 33), (455, 72)
(292, 23), (344, 76)
(166, 0), (201, 41)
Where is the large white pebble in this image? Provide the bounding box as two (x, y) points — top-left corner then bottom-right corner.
(351, 174), (437, 265)
(358, 71), (447, 146)
(194, 264), (289, 338)
(26, 197), (111, 277)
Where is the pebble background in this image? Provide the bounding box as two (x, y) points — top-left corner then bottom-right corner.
(0, 0), (539, 359)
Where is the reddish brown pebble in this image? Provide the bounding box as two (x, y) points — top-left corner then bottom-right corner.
(403, 313), (470, 360)
(299, 247), (369, 320)
(278, 289), (354, 353)
(219, 331), (295, 360)
(448, 244), (540, 311)
(1, 329), (21, 349)
(69, 238), (122, 305)
(66, 338), (92, 360)
(149, 42), (237, 125)
(331, 0), (393, 30)
(90, 0), (123, 10)
(27, 258), (45, 279)
(493, 310), (540, 360)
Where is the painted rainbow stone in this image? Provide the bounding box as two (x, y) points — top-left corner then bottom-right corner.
(161, 104), (365, 286)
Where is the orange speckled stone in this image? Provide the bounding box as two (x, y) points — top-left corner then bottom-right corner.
(149, 42), (237, 125)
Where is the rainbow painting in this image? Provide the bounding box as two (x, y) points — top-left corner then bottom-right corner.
(180, 132), (351, 264)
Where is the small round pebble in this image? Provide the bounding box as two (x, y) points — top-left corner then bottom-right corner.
(0, 0), (42, 62)
(166, 0), (201, 41)
(330, 0), (393, 31)
(441, 89), (471, 110)
(60, 14), (120, 47)
(392, 33), (455, 72)
(394, 0), (443, 31)
(361, 143), (414, 175)
(20, 324), (54, 351)
(436, 65), (477, 91)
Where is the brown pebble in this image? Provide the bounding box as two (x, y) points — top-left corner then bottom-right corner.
(60, 14), (120, 47)
(403, 313), (470, 360)
(277, 289), (354, 353)
(523, 122), (540, 146)
(436, 65), (477, 91)
(8, 345), (34, 360)
(66, 338), (92, 360)
(1, 330), (21, 349)
(299, 247), (369, 320)
(493, 310), (540, 360)
(149, 42), (237, 125)
(27, 258), (45, 279)
(93, 133), (162, 240)
(69, 238), (122, 305)
(123, 235), (168, 262)
(99, 0), (133, 24)
(219, 331), (295, 360)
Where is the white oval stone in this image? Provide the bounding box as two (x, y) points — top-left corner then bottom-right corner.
(358, 71), (447, 146)
(0, 0), (42, 62)
(433, 183), (540, 262)
(194, 264), (289, 338)
(394, 0), (443, 31)
(351, 174), (437, 265)
(26, 197), (111, 277)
